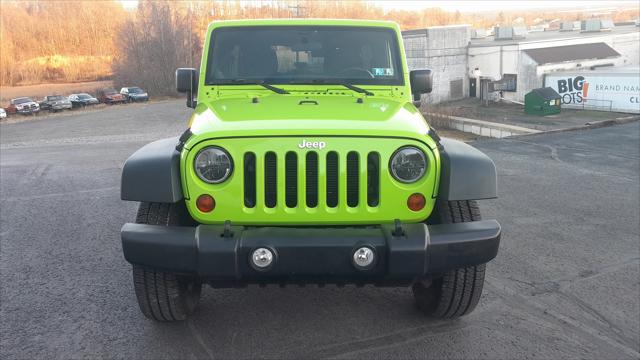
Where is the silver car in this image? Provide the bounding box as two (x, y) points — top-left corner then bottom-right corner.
(40, 95), (72, 112)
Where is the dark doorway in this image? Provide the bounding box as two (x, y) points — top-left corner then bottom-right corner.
(469, 77), (477, 97)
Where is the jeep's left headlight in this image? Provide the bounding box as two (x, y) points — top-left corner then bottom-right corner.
(194, 146), (233, 183)
(390, 146), (427, 183)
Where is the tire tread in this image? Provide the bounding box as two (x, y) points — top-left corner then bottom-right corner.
(131, 202), (201, 322)
(414, 200), (487, 319)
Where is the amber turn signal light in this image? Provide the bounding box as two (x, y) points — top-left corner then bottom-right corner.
(196, 194), (215, 212)
(407, 193), (426, 211)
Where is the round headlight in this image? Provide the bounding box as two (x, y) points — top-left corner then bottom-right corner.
(390, 146), (427, 183)
(194, 146), (233, 183)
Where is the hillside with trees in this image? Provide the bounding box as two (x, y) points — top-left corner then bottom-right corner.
(1, 0), (638, 93)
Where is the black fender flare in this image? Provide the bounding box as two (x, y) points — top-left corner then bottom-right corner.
(121, 137), (183, 203)
(437, 138), (497, 201)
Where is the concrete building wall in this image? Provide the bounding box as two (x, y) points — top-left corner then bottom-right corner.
(469, 28), (639, 102)
(404, 25), (639, 105)
(403, 25), (471, 105)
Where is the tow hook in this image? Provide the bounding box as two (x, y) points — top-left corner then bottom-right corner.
(222, 220), (234, 238)
(392, 219), (405, 237)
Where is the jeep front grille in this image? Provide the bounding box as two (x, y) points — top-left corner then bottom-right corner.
(243, 150), (380, 209)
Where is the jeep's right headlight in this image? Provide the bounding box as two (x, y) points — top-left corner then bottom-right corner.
(194, 146), (233, 183)
(390, 146), (427, 183)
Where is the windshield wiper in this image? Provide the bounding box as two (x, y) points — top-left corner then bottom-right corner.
(289, 80), (374, 96)
(224, 79), (289, 94)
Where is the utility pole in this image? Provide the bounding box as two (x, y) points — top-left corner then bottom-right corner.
(289, 1), (307, 18)
(189, 1), (193, 67)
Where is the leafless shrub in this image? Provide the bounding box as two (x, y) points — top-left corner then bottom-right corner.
(112, 1), (201, 96)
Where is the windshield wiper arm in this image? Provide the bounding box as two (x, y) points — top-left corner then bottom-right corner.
(227, 79), (289, 94)
(340, 83), (374, 96)
(289, 80), (374, 96)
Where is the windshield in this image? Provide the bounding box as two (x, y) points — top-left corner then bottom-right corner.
(206, 26), (403, 86)
(104, 89), (117, 95)
(49, 96), (64, 101)
(128, 87), (142, 93)
(77, 94), (92, 99)
(14, 97), (31, 104)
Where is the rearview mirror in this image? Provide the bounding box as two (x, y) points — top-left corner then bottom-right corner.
(176, 68), (198, 108)
(409, 69), (433, 102)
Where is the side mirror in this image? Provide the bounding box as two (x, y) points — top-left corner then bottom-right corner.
(409, 69), (433, 102)
(176, 68), (198, 108)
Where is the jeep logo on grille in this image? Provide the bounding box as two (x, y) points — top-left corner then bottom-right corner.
(298, 139), (326, 150)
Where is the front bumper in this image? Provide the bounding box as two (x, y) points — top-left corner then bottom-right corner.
(17, 107), (39, 114)
(52, 104), (72, 110)
(122, 220), (500, 286)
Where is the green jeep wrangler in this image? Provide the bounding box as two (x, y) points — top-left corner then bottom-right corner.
(120, 19), (501, 322)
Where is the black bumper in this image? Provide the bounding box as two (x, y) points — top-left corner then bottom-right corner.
(121, 221), (500, 286)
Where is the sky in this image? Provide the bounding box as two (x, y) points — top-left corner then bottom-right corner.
(119, 0), (640, 12)
(376, 0), (639, 12)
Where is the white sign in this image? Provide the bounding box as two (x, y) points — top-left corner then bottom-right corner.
(545, 72), (640, 114)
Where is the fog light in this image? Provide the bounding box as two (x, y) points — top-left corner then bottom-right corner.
(407, 193), (426, 211)
(353, 247), (375, 270)
(251, 248), (274, 270)
(196, 194), (215, 212)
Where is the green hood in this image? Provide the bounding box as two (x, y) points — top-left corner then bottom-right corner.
(186, 94), (431, 149)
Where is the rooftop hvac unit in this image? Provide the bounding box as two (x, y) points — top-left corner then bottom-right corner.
(581, 19), (614, 32)
(560, 22), (576, 31)
(494, 26), (512, 39)
(581, 19), (600, 32)
(512, 26), (528, 38)
(600, 19), (614, 30)
(472, 28), (487, 39)
(494, 26), (527, 40)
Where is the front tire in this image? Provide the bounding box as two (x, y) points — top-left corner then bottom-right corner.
(132, 202), (201, 321)
(413, 200), (487, 319)
(132, 266), (201, 322)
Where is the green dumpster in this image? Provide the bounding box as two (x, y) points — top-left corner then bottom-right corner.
(524, 87), (561, 116)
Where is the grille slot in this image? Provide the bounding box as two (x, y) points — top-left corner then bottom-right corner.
(367, 152), (380, 207)
(305, 152), (318, 207)
(326, 152), (339, 208)
(244, 153), (256, 208)
(264, 152), (277, 208)
(346, 152), (359, 207)
(285, 152), (298, 208)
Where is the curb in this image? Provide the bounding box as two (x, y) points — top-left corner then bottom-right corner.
(425, 113), (542, 138)
(425, 112), (640, 138)
(515, 114), (640, 136)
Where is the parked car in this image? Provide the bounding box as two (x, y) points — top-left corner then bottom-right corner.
(97, 88), (127, 104)
(0, 108), (6, 119)
(68, 93), (99, 108)
(5, 97), (40, 115)
(39, 95), (72, 112)
(120, 87), (149, 102)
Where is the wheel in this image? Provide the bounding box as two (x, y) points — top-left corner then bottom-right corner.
(132, 202), (201, 321)
(412, 200), (487, 319)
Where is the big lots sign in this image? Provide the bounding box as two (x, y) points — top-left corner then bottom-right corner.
(545, 72), (640, 114)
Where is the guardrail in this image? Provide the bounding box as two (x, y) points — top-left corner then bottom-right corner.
(581, 98), (613, 111)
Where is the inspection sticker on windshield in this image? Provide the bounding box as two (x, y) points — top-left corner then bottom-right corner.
(372, 68), (394, 76)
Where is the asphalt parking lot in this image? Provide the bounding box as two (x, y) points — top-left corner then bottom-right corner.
(1, 100), (638, 359)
